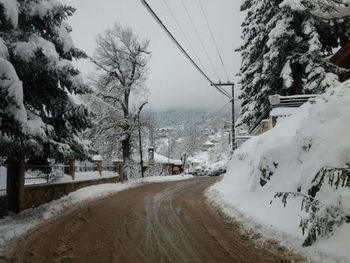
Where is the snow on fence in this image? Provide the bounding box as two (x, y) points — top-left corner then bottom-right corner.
(25, 165), (67, 185)
(25, 162), (119, 186)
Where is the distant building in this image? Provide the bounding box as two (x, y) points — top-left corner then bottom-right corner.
(145, 148), (183, 175)
(202, 141), (216, 151)
(186, 156), (205, 172)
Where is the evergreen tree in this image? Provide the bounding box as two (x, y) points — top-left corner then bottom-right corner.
(238, 0), (350, 130)
(0, 0), (91, 162)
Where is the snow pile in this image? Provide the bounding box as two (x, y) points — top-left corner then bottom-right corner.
(208, 81), (350, 262)
(0, 174), (192, 248)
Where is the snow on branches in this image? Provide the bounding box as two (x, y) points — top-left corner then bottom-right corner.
(0, 0), (91, 160)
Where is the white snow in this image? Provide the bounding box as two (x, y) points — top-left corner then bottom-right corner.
(0, 0), (18, 28)
(14, 35), (59, 63)
(208, 81), (350, 262)
(28, 0), (62, 18)
(0, 174), (192, 248)
(270, 107), (298, 117)
(57, 22), (74, 53)
(281, 60), (293, 88)
(0, 57), (27, 128)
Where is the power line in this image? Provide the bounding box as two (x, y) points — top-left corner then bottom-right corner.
(161, 0), (210, 78)
(140, 0), (232, 99)
(197, 0), (230, 81)
(179, 0), (221, 81)
(208, 100), (231, 118)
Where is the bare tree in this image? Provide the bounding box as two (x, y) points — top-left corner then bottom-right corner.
(91, 23), (150, 181)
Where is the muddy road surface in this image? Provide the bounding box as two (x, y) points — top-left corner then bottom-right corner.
(8, 177), (304, 263)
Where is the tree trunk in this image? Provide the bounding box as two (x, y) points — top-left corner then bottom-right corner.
(7, 157), (25, 213)
(121, 134), (131, 182)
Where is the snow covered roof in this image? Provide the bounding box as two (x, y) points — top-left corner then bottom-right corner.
(111, 158), (123, 163)
(92, 155), (102, 161)
(203, 141), (215, 146)
(154, 153), (182, 165)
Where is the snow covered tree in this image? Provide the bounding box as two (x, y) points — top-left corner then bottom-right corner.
(238, 0), (350, 129)
(91, 23), (150, 181)
(0, 0), (91, 162)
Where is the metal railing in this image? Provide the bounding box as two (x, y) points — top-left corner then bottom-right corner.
(25, 165), (66, 185)
(75, 164), (95, 173)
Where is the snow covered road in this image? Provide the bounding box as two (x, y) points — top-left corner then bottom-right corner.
(7, 177), (304, 262)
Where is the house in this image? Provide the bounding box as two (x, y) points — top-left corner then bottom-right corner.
(186, 156), (205, 173)
(145, 148), (183, 175)
(249, 94), (317, 136)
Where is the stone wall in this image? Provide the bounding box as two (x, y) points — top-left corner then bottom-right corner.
(23, 176), (119, 210)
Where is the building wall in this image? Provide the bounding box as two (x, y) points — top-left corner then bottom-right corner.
(22, 176), (119, 210)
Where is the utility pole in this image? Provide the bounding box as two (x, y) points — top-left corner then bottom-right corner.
(211, 82), (235, 150)
(138, 119), (144, 178)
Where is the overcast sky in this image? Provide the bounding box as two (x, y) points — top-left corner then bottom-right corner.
(61, 0), (244, 111)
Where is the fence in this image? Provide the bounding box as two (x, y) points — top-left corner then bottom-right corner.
(25, 165), (66, 185)
(25, 162), (120, 186)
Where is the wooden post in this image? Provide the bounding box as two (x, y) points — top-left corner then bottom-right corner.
(120, 163), (124, 183)
(69, 159), (75, 180)
(7, 158), (25, 213)
(138, 123), (144, 178)
(97, 161), (102, 177)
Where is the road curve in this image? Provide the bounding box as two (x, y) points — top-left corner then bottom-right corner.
(7, 177), (304, 263)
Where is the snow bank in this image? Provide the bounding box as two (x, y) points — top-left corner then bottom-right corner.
(208, 81), (350, 262)
(0, 174), (192, 248)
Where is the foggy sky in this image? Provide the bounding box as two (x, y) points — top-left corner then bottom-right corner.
(61, 0), (244, 111)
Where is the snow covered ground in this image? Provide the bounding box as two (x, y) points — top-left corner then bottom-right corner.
(49, 171), (118, 184)
(0, 174), (192, 249)
(208, 82), (350, 262)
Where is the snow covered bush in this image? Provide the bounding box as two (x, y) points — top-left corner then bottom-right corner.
(210, 81), (350, 254)
(0, 0), (91, 161)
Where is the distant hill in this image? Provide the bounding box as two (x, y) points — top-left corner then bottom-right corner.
(152, 109), (232, 130)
